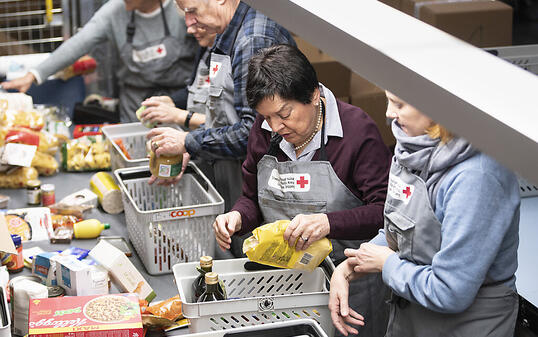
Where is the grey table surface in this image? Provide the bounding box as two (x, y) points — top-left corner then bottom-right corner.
(1, 170), (217, 336)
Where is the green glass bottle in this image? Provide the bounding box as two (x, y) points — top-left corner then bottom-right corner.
(197, 272), (226, 302)
(193, 256), (213, 302)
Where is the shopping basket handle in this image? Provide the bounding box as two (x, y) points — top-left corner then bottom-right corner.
(118, 170), (151, 181)
(184, 166), (209, 191)
(243, 261), (281, 271)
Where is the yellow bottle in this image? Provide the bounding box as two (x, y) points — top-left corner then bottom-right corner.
(73, 219), (110, 239)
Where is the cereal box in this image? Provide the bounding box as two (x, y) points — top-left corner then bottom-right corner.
(28, 293), (143, 336)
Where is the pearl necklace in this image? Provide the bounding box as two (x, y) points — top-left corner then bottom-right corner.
(294, 99), (323, 151)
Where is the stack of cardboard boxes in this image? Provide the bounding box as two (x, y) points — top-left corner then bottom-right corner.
(293, 0), (513, 148)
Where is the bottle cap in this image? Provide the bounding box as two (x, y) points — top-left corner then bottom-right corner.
(11, 234), (21, 246)
(27, 180), (41, 188)
(200, 256), (213, 268)
(205, 272), (219, 285)
(41, 184), (55, 192)
(103, 223), (110, 230)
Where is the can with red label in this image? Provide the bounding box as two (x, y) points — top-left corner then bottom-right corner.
(41, 184), (55, 206)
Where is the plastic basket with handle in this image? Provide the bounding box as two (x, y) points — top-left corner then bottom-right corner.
(173, 258), (334, 337)
(102, 122), (149, 170)
(114, 164), (224, 275)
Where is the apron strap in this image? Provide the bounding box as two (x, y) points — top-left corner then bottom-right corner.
(267, 133), (283, 156)
(318, 99), (328, 161)
(126, 0), (170, 44)
(127, 12), (136, 43)
(209, 7), (249, 61)
(159, 0), (171, 37)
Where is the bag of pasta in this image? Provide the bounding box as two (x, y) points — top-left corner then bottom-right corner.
(61, 135), (111, 171)
(0, 126), (60, 155)
(243, 220), (332, 272)
(0, 166), (38, 188)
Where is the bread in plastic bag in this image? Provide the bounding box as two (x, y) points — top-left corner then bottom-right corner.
(243, 219), (332, 272)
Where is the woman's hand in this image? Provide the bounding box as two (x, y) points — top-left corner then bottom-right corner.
(140, 97), (187, 125)
(148, 152), (190, 186)
(283, 213), (330, 251)
(344, 243), (395, 274)
(147, 127), (187, 157)
(213, 211), (242, 251)
(0, 72), (35, 93)
(329, 259), (365, 336)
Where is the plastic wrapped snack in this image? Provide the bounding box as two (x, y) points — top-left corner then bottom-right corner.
(243, 220), (333, 272)
(31, 151), (59, 176)
(0, 126), (60, 155)
(0, 107), (44, 131)
(61, 135), (111, 171)
(0, 166), (38, 188)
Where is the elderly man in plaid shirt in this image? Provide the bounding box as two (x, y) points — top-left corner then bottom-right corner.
(147, 1), (294, 227)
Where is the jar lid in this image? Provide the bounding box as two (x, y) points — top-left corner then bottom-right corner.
(204, 272), (219, 285)
(41, 184), (55, 192)
(27, 179), (41, 188)
(200, 256), (213, 267)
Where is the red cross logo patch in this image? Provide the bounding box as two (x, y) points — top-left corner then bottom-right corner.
(296, 176), (309, 189)
(209, 61), (222, 78)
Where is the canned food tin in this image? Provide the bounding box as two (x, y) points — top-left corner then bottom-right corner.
(47, 285), (65, 298)
(41, 183), (55, 206)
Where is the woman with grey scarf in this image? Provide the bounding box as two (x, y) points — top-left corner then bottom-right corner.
(329, 91), (520, 337)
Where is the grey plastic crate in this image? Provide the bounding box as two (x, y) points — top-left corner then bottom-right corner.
(102, 122), (149, 170)
(173, 258), (334, 336)
(114, 164), (224, 274)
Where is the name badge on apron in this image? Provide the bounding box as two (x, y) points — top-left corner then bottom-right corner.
(388, 174), (415, 204)
(132, 43), (167, 63)
(268, 169), (311, 192)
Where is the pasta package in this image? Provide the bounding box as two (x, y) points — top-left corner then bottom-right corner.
(61, 135), (111, 172)
(243, 220), (332, 272)
(32, 151), (59, 176)
(0, 107), (44, 131)
(0, 126), (60, 155)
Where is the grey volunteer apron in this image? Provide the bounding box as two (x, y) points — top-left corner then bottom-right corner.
(186, 49), (211, 116)
(200, 11), (248, 213)
(384, 159), (518, 337)
(257, 102), (389, 337)
(118, 0), (193, 122)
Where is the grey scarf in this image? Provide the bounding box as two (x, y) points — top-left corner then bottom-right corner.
(392, 120), (477, 202)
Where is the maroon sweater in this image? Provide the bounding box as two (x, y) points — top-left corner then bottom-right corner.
(232, 100), (392, 240)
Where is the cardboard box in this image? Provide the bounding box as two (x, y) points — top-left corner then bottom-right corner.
(32, 252), (60, 286)
(89, 240), (156, 302)
(55, 255), (109, 296)
(351, 89), (396, 147)
(401, 0), (512, 47)
(28, 294), (143, 337)
(294, 35), (351, 98)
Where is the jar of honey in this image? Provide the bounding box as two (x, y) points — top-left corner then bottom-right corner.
(149, 149), (182, 179)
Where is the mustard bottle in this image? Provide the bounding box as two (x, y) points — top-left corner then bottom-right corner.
(73, 219), (110, 239)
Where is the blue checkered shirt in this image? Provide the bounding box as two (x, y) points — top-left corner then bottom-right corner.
(184, 1), (295, 160)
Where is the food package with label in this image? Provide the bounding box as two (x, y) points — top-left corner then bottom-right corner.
(55, 255), (109, 296)
(32, 252), (61, 286)
(61, 135), (111, 171)
(0, 166), (38, 188)
(243, 220), (333, 272)
(28, 294), (143, 337)
(90, 240), (156, 302)
(0, 126), (61, 155)
(0, 92), (44, 130)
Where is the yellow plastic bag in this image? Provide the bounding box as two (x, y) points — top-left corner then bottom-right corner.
(243, 220), (332, 272)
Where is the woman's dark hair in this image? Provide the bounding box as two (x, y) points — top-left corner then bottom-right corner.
(246, 44), (318, 109)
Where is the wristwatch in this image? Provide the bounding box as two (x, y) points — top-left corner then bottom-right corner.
(184, 110), (194, 129)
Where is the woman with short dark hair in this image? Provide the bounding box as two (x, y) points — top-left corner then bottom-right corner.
(213, 44), (392, 336)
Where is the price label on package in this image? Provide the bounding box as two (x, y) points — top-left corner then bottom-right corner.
(0, 143), (37, 167)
